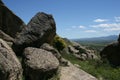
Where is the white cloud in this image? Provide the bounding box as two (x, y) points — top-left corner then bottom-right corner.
(115, 17), (120, 22)
(79, 25), (86, 29)
(91, 23), (120, 28)
(94, 19), (108, 22)
(85, 30), (97, 33)
(72, 25), (86, 29)
(91, 23), (120, 32)
(91, 24), (109, 28)
(104, 27), (120, 31)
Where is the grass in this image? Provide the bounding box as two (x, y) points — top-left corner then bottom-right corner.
(61, 53), (120, 80)
(78, 41), (108, 52)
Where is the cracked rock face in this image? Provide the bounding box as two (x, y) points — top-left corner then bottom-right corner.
(0, 39), (22, 80)
(13, 12), (56, 55)
(23, 47), (59, 80)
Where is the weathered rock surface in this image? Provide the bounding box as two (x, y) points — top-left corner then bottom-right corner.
(72, 42), (97, 60)
(0, 30), (14, 42)
(40, 43), (61, 60)
(13, 12), (56, 55)
(72, 41), (85, 50)
(23, 47), (59, 80)
(60, 62), (97, 80)
(0, 39), (22, 80)
(62, 39), (97, 60)
(40, 43), (68, 66)
(68, 45), (79, 54)
(0, 0), (25, 38)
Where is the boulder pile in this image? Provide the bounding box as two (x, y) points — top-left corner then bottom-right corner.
(0, 1), (59, 80)
(0, 0), (98, 80)
(61, 38), (97, 60)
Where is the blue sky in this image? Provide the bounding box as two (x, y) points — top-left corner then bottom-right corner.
(3, 0), (120, 39)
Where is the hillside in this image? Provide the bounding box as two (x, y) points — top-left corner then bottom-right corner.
(72, 35), (118, 52)
(74, 35), (118, 43)
(1, 0), (120, 80)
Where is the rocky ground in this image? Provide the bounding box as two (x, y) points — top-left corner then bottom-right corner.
(0, 0), (99, 80)
(60, 62), (97, 80)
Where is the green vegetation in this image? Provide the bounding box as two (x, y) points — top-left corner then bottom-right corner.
(62, 53), (120, 80)
(22, 77), (25, 80)
(77, 41), (109, 52)
(49, 69), (60, 80)
(53, 35), (67, 51)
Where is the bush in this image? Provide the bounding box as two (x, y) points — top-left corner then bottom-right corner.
(53, 35), (66, 51)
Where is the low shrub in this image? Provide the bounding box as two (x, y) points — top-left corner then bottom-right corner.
(52, 35), (66, 51)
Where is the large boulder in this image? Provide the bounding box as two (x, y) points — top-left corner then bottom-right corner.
(40, 43), (61, 61)
(23, 47), (59, 80)
(13, 12), (56, 55)
(40, 43), (68, 66)
(0, 0), (25, 38)
(100, 42), (120, 66)
(0, 39), (22, 80)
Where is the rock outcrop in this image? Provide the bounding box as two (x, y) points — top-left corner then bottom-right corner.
(0, 1), (25, 38)
(68, 45), (79, 54)
(72, 42), (97, 60)
(13, 12), (56, 55)
(23, 47), (59, 80)
(62, 39), (97, 60)
(100, 35), (120, 66)
(0, 39), (22, 80)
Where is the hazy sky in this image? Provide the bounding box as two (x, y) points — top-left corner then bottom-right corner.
(3, 0), (120, 39)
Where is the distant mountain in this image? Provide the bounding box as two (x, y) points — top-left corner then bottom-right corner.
(73, 35), (118, 42)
